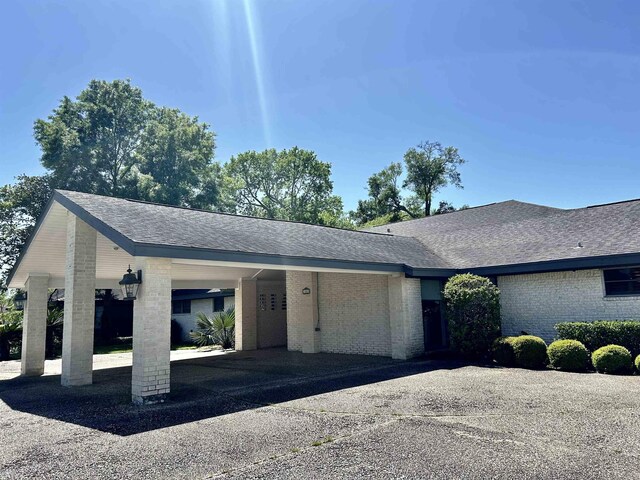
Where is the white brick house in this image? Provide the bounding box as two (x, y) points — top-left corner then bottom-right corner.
(7, 190), (640, 404)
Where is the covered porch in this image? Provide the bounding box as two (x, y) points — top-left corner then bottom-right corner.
(8, 191), (432, 404)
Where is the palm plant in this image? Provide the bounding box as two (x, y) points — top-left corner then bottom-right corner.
(189, 308), (235, 349)
(45, 307), (64, 358)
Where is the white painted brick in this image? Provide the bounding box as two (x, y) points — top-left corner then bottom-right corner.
(499, 269), (640, 342)
(21, 274), (49, 376)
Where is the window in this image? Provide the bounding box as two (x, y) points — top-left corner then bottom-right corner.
(172, 299), (191, 314)
(603, 267), (640, 296)
(213, 296), (225, 312)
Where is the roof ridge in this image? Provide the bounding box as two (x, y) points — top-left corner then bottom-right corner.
(55, 189), (398, 238)
(585, 198), (640, 209)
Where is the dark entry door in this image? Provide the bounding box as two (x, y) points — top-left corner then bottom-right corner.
(422, 300), (446, 350)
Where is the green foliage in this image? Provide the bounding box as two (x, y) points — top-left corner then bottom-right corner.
(0, 293), (23, 360)
(136, 107), (218, 208)
(351, 163), (420, 226)
(443, 274), (501, 358)
(0, 175), (53, 285)
(189, 308), (235, 349)
(555, 321), (640, 357)
(224, 147), (348, 226)
(45, 307), (64, 359)
(34, 79), (151, 196)
(509, 335), (548, 369)
(635, 354), (640, 373)
(403, 141), (465, 217)
(591, 345), (632, 374)
(492, 336), (516, 366)
(547, 339), (590, 372)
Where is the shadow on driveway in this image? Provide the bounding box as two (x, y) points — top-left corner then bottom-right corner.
(0, 348), (467, 436)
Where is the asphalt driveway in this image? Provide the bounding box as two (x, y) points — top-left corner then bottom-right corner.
(1, 348), (639, 479)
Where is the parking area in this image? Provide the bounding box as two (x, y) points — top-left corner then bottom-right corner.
(1, 348), (640, 479)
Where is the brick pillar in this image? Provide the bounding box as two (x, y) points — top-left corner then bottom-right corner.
(132, 257), (172, 405)
(236, 278), (257, 351)
(286, 271), (320, 354)
(20, 274), (49, 376)
(61, 215), (97, 386)
(388, 275), (424, 360)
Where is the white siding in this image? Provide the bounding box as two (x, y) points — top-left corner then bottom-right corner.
(172, 296), (235, 342)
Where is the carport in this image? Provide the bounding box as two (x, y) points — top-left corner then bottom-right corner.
(8, 190), (452, 404)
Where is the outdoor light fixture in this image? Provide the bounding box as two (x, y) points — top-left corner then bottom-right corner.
(119, 265), (142, 301)
(302, 287), (311, 295)
(14, 291), (26, 310)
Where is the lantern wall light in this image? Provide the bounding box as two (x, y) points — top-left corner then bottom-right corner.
(119, 265), (142, 301)
(14, 291), (27, 310)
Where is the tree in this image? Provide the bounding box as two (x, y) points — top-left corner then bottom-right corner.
(136, 107), (218, 208)
(224, 147), (348, 226)
(34, 79), (151, 197)
(351, 163), (419, 226)
(403, 141), (465, 216)
(0, 175), (53, 285)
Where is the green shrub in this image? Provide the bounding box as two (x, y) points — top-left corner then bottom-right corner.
(591, 345), (632, 374)
(443, 274), (501, 358)
(190, 308), (235, 349)
(492, 337), (516, 366)
(510, 335), (547, 369)
(635, 354), (640, 373)
(555, 321), (640, 357)
(547, 339), (590, 372)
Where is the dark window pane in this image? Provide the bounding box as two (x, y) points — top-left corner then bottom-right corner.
(182, 300), (191, 314)
(213, 297), (224, 312)
(604, 268), (640, 296)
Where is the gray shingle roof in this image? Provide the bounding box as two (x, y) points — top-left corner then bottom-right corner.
(368, 199), (640, 270)
(56, 190), (451, 271)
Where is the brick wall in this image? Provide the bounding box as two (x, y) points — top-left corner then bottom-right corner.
(499, 269), (640, 342)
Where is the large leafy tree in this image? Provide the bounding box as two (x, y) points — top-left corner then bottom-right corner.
(2, 79), (220, 286)
(224, 147), (348, 226)
(351, 162), (420, 226)
(34, 79), (151, 197)
(403, 141), (465, 217)
(136, 107), (218, 208)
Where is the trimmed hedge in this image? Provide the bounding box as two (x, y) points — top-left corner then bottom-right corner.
(555, 321), (640, 357)
(492, 337), (516, 367)
(547, 340), (590, 372)
(591, 345), (632, 374)
(492, 335), (547, 369)
(443, 274), (501, 358)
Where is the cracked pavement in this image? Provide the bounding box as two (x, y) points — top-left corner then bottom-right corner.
(1, 349), (639, 479)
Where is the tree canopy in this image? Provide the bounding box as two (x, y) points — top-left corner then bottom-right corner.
(224, 147), (349, 227)
(403, 141), (465, 217)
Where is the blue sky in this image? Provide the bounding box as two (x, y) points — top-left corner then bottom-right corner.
(1, 0), (639, 212)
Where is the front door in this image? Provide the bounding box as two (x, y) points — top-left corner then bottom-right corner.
(422, 300), (447, 350)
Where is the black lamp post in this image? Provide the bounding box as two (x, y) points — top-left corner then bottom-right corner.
(119, 265), (142, 301)
(14, 291), (27, 310)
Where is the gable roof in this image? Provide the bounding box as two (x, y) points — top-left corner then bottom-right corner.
(49, 190), (452, 274)
(367, 199), (640, 274)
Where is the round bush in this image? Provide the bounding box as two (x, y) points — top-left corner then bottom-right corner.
(492, 337), (516, 366)
(547, 340), (590, 372)
(636, 354), (640, 373)
(510, 335), (547, 369)
(592, 345), (632, 374)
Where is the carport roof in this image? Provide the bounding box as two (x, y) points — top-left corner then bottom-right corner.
(23, 190), (453, 277)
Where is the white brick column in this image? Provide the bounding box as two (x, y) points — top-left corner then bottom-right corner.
(20, 274), (49, 376)
(132, 257), (172, 405)
(286, 271), (320, 354)
(61, 215), (97, 386)
(389, 275), (424, 360)
(236, 278), (257, 351)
